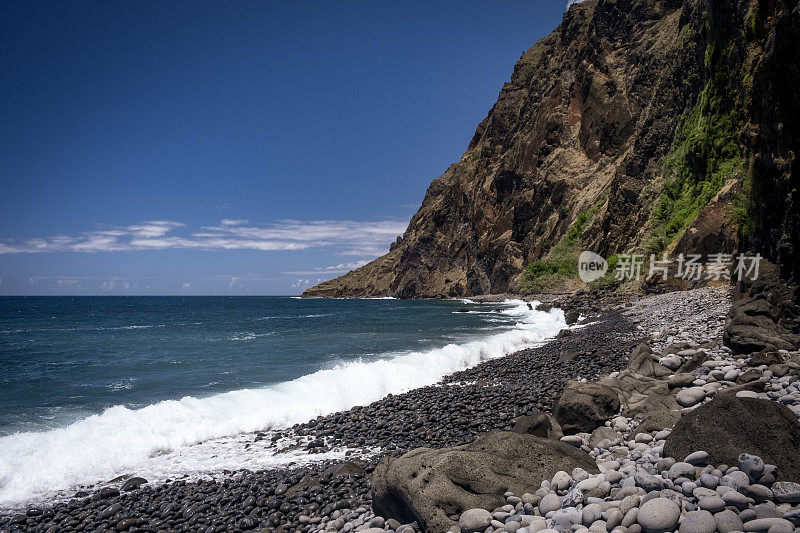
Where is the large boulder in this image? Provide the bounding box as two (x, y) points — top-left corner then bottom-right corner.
(627, 344), (672, 379)
(372, 431), (598, 532)
(511, 411), (563, 440)
(724, 261), (800, 353)
(554, 381), (621, 434)
(663, 395), (800, 481)
(599, 369), (679, 418)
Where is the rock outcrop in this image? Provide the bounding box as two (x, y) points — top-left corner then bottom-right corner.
(663, 395), (800, 481)
(305, 0), (800, 298)
(724, 260), (800, 353)
(371, 431), (598, 532)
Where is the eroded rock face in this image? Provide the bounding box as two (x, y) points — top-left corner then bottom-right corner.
(663, 395), (800, 481)
(724, 261), (800, 353)
(510, 411), (563, 440)
(304, 0), (800, 299)
(371, 431), (598, 532)
(554, 381), (621, 434)
(303, 0), (710, 298)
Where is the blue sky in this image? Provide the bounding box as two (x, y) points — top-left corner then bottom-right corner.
(0, 1), (569, 295)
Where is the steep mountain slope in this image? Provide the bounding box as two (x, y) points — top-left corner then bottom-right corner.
(304, 0), (799, 298)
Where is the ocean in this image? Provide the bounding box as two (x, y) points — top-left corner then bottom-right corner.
(0, 296), (565, 508)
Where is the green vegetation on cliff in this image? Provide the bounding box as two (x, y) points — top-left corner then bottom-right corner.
(644, 10), (746, 255)
(520, 205), (598, 293)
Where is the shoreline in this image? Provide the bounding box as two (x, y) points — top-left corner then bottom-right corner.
(0, 292), (635, 523)
(5, 286), (799, 533)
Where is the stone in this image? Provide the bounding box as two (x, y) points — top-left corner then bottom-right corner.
(458, 509), (493, 533)
(511, 412), (564, 440)
(772, 481), (800, 503)
(120, 476), (147, 492)
(725, 286), (800, 354)
(722, 489), (754, 510)
(554, 382), (621, 434)
(684, 451), (709, 465)
(676, 387), (706, 407)
(713, 509), (744, 533)
(551, 471), (571, 491)
(663, 395), (800, 481)
(550, 507), (581, 530)
(630, 411), (681, 441)
(697, 496), (725, 513)
(634, 472), (662, 492)
(372, 431), (598, 532)
(739, 453), (766, 481)
(589, 426), (622, 449)
(668, 373), (696, 389)
(539, 493), (561, 515)
(636, 497), (680, 533)
(659, 355), (682, 371)
(721, 470), (750, 490)
(667, 462), (696, 480)
(699, 473), (718, 489)
(679, 510), (715, 533)
(741, 518), (795, 531)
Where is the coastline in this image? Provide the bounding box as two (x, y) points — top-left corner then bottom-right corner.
(4, 286), (799, 533)
(0, 291), (639, 528)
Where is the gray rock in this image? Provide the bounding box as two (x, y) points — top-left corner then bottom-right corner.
(772, 481), (800, 503)
(722, 489), (754, 510)
(679, 510), (715, 533)
(699, 473), (718, 489)
(550, 507), (581, 530)
(667, 462), (696, 480)
(713, 509), (744, 533)
(684, 451), (709, 465)
(551, 471), (571, 491)
(539, 493), (561, 515)
(554, 382), (621, 434)
(512, 412), (564, 441)
(637, 497), (680, 533)
(372, 431), (597, 532)
(739, 453), (766, 481)
(676, 387), (707, 407)
(120, 476), (147, 492)
(741, 517), (794, 531)
(720, 470), (750, 490)
(697, 496), (726, 513)
(634, 472), (663, 492)
(663, 395), (800, 482)
(458, 509), (492, 533)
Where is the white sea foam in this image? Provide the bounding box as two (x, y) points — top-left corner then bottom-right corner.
(0, 301), (564, 508)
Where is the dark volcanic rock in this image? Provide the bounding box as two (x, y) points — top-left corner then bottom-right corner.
(372, 431), (598, 532)
(724, 261), (800, 353)
(554, 381), (621, 434)
(511, 411), (563, 440)
(663, 395), (800, 482)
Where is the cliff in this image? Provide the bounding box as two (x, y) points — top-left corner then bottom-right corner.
(304, 0), (800, 298)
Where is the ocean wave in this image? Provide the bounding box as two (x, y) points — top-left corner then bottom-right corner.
(227, 332), (275, 341)
(0, 303), (564, 507)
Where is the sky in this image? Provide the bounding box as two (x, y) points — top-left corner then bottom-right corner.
(0, 1), (571, 295)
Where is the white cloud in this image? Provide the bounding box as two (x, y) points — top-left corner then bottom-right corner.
(284, 259), (371, 276)
(289, 279), (311, 289)
(220, 219), (249, 226)
(0, 218), (408, 257)
(228, 276), (240, 290)
(566, 0), (587, 8)
(182, 282), (191, 289)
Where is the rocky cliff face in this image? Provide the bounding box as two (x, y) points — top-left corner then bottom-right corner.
(304, 0), (799, 298)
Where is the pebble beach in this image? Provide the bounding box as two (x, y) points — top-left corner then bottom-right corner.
(2, 287), (800, 533)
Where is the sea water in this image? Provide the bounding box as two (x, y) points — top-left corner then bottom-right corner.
(0, 296), (565, 508)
